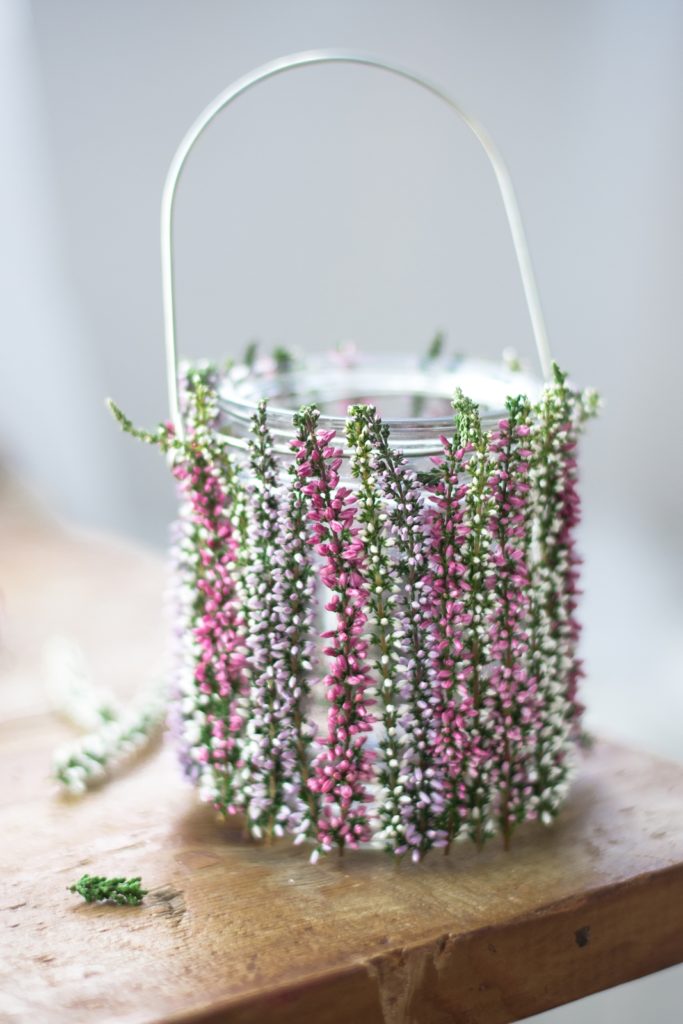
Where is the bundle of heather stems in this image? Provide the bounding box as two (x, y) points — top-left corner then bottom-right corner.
(111, 360), (598, 862)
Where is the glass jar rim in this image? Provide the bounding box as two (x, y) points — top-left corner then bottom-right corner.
(217, 351), (544, 457)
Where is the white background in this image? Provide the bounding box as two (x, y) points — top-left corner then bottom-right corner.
(1, 2), (681, 1019)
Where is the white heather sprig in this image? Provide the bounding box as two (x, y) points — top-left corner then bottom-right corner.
(448, 390), (497, 847)
(54, 684), (166, 795)
(527, 364), (596, 824)
(237, 400), (284, 838)
(48, 637), (165, 795)
(268, 452), (320, 844)
(347, 405), (405, 853)
(238, 402), (318, 843)
(364, 408), (448, 861)
(46, 636), (121, 732)
(562, 386), (600, 726)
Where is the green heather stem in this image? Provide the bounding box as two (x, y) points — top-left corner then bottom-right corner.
(527, 364), (599, 824)
(452, 390), (496, 848)
(347, 405), (404, 852)
(68, 874), (148, 906)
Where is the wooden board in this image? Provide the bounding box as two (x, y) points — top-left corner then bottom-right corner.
(1, 481), (682, 1024)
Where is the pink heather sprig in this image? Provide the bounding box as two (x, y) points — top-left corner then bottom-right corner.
(293, 405), (375, 858)
(487, 394), (540, 847)
(445, 391), (497, 848)
(109, 369), (247, 811)
(169, 373), (246, 811)
(363, 409), (448, 861)
(239, 401), (318, 843)
(346, 405), (406, 853)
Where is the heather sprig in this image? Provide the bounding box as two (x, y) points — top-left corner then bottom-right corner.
(54, 684), (166, 795)
(237, 400), (285, 838)
(487, 395), (539, 846)
(168, 371), (247, 813)
(363, 408), (447, 861)
(422, 407), (473, 848)
(527, 363), (596, 824)
(293, 406), (375, 858)
(238, 402), (317, 842)
(564, 383), (600, 716)
(111, 366), (247, 813)
(47, 637), (166, 795)
(347, 405), (405, 852)
(46, 637), (120, 733)
(68, 874), (148, 906)
(268, 432), (320, 842)
(447, 390), (497, 847)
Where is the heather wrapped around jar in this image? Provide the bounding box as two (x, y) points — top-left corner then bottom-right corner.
(110, 353), (598, 863)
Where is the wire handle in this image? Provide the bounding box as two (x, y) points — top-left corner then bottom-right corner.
(161, 49), (553, 439)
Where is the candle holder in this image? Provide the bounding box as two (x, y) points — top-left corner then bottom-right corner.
(111, 52), (598, 862)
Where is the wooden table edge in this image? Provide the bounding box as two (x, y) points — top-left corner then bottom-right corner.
(155, 861), (683, 1024)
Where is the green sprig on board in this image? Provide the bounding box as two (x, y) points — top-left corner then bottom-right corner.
(68, 874), (148, 906)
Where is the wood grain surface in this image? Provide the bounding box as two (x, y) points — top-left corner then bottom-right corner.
(1, 480), (682, 1024)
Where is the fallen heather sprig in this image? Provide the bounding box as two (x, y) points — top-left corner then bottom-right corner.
(46, 636), (120, 732)
(53, 683), (166, 795)
(68, 874), (148, 906)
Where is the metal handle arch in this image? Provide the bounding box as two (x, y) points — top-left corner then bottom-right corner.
(161, 49), (553, 439)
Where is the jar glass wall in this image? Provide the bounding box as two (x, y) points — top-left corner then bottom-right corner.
(217, 352), (544, 471)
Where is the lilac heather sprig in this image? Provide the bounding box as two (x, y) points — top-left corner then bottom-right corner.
(238, 401), (318, 843)
(363, 409), (448, 861)
(487, 395), (540, 846)
(527, 364), (598, 824)
(293, 405), (375, 858)
(346, 405), (405, 853)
